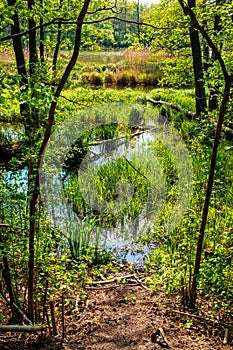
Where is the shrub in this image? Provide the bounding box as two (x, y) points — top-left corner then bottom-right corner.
(104, 72), (116, 85)
(89, 73), (103, 86)
(79, 73), (91, 84)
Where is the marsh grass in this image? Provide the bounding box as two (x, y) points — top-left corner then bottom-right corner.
(71, 49), (163, 87)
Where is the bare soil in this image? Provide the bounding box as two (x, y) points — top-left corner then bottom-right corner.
(0, 271), (232, 350)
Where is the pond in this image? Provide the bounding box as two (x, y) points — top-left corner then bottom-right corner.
(78, 50), (125, 64)
(1, 102), (193, 267)
(40, 103), (193, 264)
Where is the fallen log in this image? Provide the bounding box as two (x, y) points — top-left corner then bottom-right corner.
(147, 97), (233, 139)
(147, 97), (196, 118)
(0, 325), (47, 332)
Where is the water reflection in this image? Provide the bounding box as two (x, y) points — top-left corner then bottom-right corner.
(0, 123), (23, 141)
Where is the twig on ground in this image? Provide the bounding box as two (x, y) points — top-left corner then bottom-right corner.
(223, 328), (229, 344)
(131, 275), (152, 292)
(91, 274), (135, 285)
(88, 273), (152, 292)
(170, 309), (233, 329)
(86, 284), (137, 290)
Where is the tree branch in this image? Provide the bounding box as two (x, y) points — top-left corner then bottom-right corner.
(87, 5), (117, 15)
(0, 16), (173, 42)
(84, 16), (174, 30)
(0, 19), (57, 42)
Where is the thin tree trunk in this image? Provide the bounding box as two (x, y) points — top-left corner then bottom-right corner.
(28, 164), (38, 321)
(52, 22), (62, 72)
(0, 231), (20, 320)
(27, 0), (91, 322)
(52, 0), (63, 72)
(40, 0), (45, 63)
(188, 0), (207, 117)
(7, 0), (28, 118)
(136, 0), (141, 44)
(178, 0), (232, 308)
(189, 77), (232, 308)
(28, 0), (38, 76)
(27, 0), (39, 322)
(208, 0), (222, 112)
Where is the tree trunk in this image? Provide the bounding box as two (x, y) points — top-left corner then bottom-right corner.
(40, 0), (45, 63)
(0, 227), (23, 322)
(53, 22), (62, 72)
(53, 0), (63, 72)
(28, 0), (38, 76)
(188, 0), (207, 117)
(136, 0), (141, 44)
(7, 0), (29, 119)
(208, 0), (222, 112)
(178, 0), (232, 308)
(189, 77), (232, 308)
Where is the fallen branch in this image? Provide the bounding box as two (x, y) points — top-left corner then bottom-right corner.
(147, 97), (196, 118)
(86, 284), (128, 290)
(0, 325), (46, 332)
(91, 274), (135, 285)
(147, 97), (233, 139)
(88, 130), (145, 147)
(123, 156), (148, 180)
(170, 309), (233, 329)
(12, 303), (32, 325)
(129, 275), (152, 292)
(223, 328), (229, 345)
(89, 274), (152, 292)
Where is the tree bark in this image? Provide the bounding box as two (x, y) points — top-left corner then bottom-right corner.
(189, 77), (232, 308)
(0, 227), (24, 322)
(208, 0), (222, 112)
(28, 0), (38, 76)
(40, 0), (45, 63)
(188, 0), (207, 117)
(7, 0), (29, 119)
(52, 0), (64, 72)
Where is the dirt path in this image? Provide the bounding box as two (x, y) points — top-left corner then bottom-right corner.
(64, 284), (232, 350)
(0, 278), (232, 350)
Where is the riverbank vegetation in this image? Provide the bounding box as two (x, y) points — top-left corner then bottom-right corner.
(0, 0), (232, 346)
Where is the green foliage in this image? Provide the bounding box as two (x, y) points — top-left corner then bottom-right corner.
(142, 105), (233, 313)
(159, 57), (193, 88)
